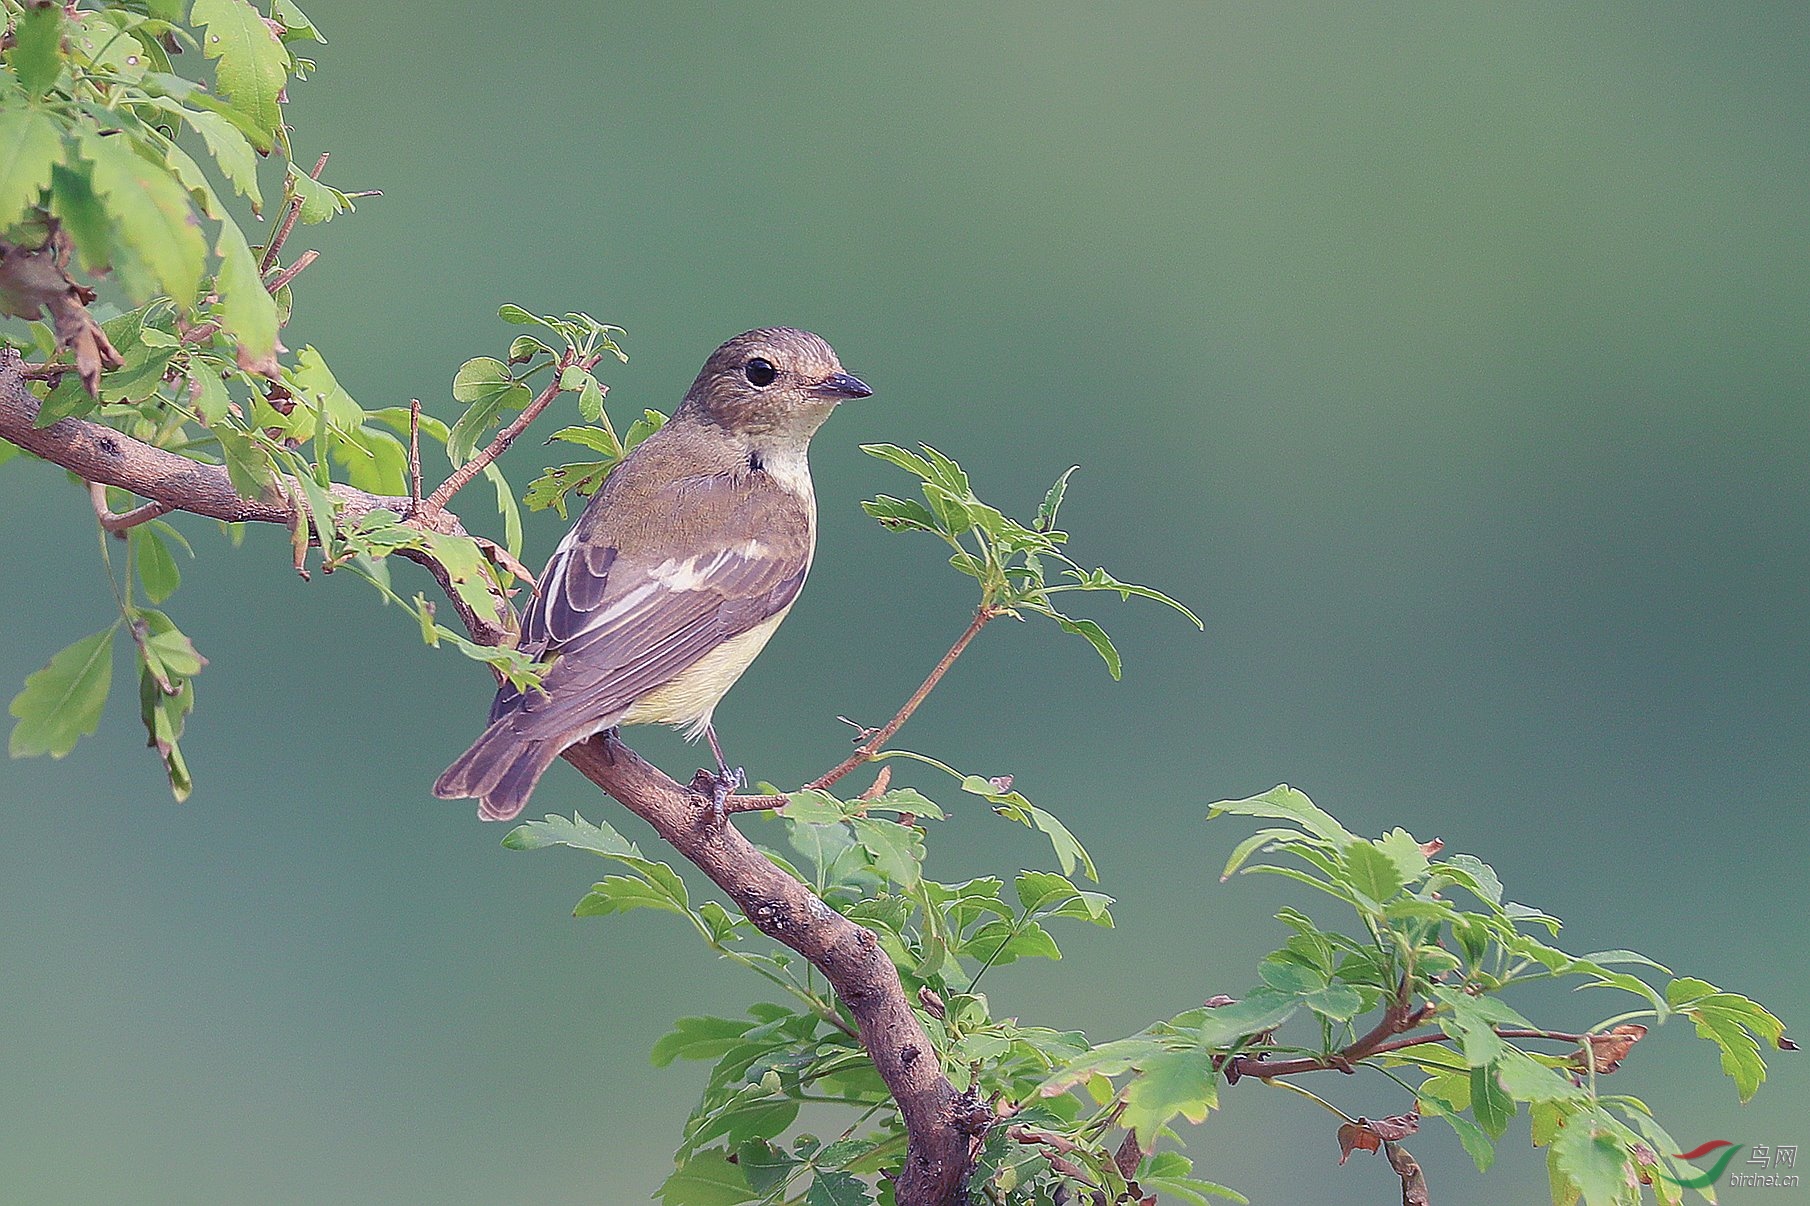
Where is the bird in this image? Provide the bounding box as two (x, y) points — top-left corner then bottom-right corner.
(433, 327), (871, 822)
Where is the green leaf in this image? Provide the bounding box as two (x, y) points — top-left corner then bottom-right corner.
(656, 1148), (756, 1206)
(501, 811), (640, 857)
(804, 1172), (873, 1206)
(1138, 1152), (1247, 1204)
(1667, 978), (1786, 1102)
(0, 107), (64, 230)
(154, 102), (264, 213)
(1122, 1047), (1218, 1138)
(137, 662), (195, 802)
(1374, 828), (1432, 885)
(783, 788), (852, 824)
(1420, 1099), (1495, 1173)
(213, 216), (279, 364)
(1342, 839), (1404, 905)
(287, 162), (356, 223)
(1197, 989), (1300, 1048)
(964, 918), (1060, 965)
(576, 872), (689, 918)
(861, 494), (940, 534)
(191, 0), (289, 149)
(651, 1016), (756, 1068)
(1438, 854), (1503, 906)
(1552, 1116), (1630, 1206)
(1052, 614), (1120, 679)
(1208, 785), (1355, 845)
(1299, 983), (1364, 1021)
(8, 5), (65, 97)
(1035, 465), (1079, 532)
(47, 161), (107, 276)
(215, 427), (276, 500)
(861, 442), (935, 480)
(850, 816), (924, 888)
(965, 777), (1099, 881)
(1014, 870), (1112, 923)
(131, 526), (181, 603)
(1470, 1063), (1516, 1139)
(9, 626), (115, 759)
(1495, 1051), (1586, 1102)
(79, 129), (206, 305)
(447, 357), (528, 466)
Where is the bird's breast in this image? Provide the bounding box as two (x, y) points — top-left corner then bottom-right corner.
(619, 602), (796, 736)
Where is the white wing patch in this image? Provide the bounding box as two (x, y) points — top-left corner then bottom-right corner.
(649, 549), (735, 591)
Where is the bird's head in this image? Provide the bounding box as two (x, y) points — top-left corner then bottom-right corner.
(679, 327), (872, 440)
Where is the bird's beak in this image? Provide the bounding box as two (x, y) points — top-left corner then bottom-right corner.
(815, 371), (873, 400)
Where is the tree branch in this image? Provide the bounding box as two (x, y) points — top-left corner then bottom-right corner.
(0, 346), (973, 1205)
(423, 349), (588, 514)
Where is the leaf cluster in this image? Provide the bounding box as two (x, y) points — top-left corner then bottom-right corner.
(861, 447), (1199, 677)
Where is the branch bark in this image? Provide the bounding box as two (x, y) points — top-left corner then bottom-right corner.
(0, 348), (973, 1205)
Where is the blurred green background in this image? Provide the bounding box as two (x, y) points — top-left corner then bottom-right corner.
(3, 3), (1806, 1203)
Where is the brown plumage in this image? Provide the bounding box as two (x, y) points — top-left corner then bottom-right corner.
(433, 328), (871, 821)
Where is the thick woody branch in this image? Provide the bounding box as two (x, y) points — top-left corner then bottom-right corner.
(0, 346), (973, 1205)
(568, 739), (970, 1205)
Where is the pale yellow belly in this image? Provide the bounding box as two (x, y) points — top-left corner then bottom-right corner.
(619, 606), (793, 738)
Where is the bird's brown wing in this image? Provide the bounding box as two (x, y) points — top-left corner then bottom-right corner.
(488, 469), (811, 738)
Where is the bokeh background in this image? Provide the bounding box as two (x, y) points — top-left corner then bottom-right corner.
(3, 4), (1806, 1203)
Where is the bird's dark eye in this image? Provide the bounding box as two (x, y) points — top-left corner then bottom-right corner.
(744, 357), (776, 387)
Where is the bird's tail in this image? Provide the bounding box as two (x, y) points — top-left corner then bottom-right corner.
(433, 721), (566, 822)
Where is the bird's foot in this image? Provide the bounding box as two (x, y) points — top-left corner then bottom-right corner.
(691, 764), (745, 827)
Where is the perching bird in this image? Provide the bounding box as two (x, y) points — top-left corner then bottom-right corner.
(434, 327), (871, 822)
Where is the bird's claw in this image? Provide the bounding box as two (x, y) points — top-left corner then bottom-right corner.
(694, 764), (745, 827)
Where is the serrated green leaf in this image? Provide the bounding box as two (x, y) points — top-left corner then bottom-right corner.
(1552, 1116), (1630, 1206)
(213, 215), (278, 364)
(1122, 1047), (1217, 1138)
(804, 1171), (872, 1206)
(0, 107), (63, 230)
(80, 129), (205, 305)
(9, 626), (115, 759)
(191, 0), (288, 148)
(651, 1016), (756, 1068)
(8, 5), (65, 97)
(1208, 785), (1355, 845)
(500, 811), (640, 856)
(155, 102), (263, 213)
(655, 1148), (756, 1206)
(1343, 838), (1404, 905)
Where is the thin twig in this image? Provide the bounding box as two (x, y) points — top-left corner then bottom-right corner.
(423, 350), (584, 513)
(1229, 1018), (1597, 1082)
(260, 152), (326, 273)
(810, 604), (1000, 791)
(88, 481), (172, 535)
(722, 794), (789, 814)
(264, 248), (318, 296)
